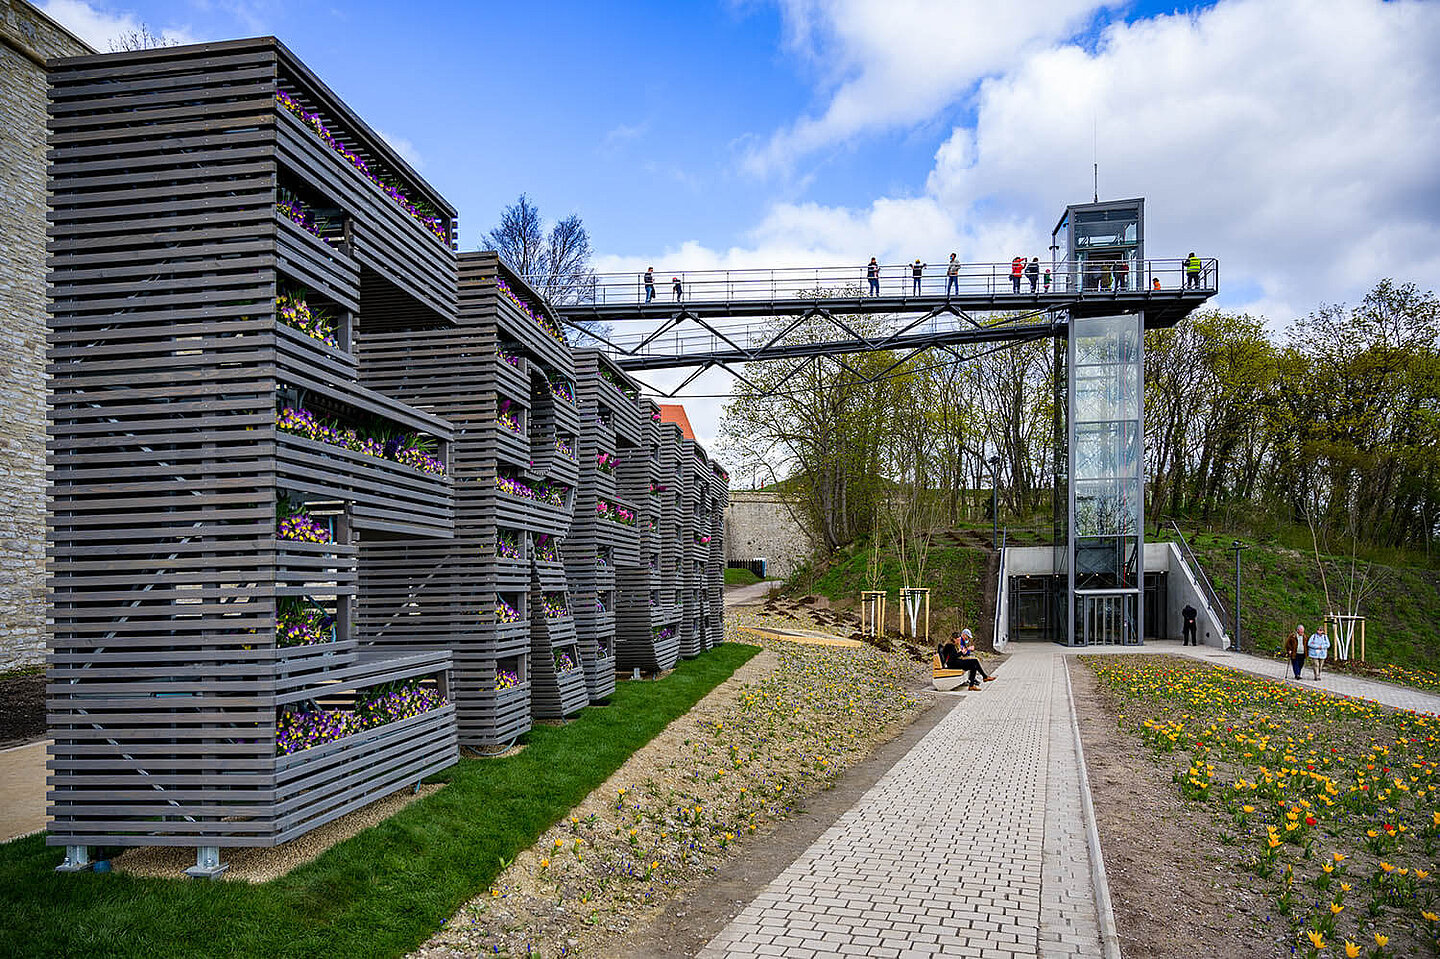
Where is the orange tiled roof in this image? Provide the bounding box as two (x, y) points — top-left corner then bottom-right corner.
(656, 404), (695, 440)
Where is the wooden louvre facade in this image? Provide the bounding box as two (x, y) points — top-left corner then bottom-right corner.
(43, 37), (729, 873)
(45, 39), (461, 872)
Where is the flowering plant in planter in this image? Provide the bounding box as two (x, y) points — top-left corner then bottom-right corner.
(495, 473), (534, 499)
(497, 347), (522, 368)
(535, 481), (568, 507)
(496, 530), (522, 559)
(276, 598), (335, 647)
(495, 277), (565, 343)
(649, 482), (668, 493)
(598, 366), (638, 400)
(276, 292), (338, 347)
(276, 405), (445, 475)
(542, 593), (570, 619)
(535, 534), (561, 563)
(651, 411), (662, 422)
(695, 533), (712, 545)
(551, 379), (576, 405)
(494, 598), (522, 624)
(554, 649), (578, 673)
(495, 667), (521, 691)
(274, 678), (446, 755)
(653, 625), (676, 642)
(276, 89), (448, 245)
(594, 551), (610, 569)
(355, 679), (446, 727)
(614, 506), (638, 526)
(276, 195), (328, 241)
(277, 500), (333, 543)
(555, 437), (575, 460)
(594, 596), (606, 613)
(596, 451), (617, 474)
(497, 399), (523, 435)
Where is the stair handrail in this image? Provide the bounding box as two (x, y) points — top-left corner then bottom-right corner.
(992, 527), (1009, 651)
(1166, 519), (1230, 631)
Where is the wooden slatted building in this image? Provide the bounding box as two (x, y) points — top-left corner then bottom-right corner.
(46, 38), (460, 875)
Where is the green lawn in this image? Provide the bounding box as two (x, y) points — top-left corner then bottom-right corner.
(723, 566), (763, 586)
(0, 643), (759, 959)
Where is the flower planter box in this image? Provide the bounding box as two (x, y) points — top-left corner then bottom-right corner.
(463, 681), (531, 746)
(276, 432), (452, 539)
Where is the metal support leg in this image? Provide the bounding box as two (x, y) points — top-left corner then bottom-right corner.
(56, 845), (91, 872)
(185, 845), (229, 880)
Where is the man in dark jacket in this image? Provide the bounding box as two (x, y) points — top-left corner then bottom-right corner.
(1182, 603), (1198, 646)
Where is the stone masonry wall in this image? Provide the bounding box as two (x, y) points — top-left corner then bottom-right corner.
(723, 491), (821, 579)
(0, 1), (90, 669)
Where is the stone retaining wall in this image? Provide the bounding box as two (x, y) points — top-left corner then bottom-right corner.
(723, 491), (819, 578)
(0, 0), (89, 670)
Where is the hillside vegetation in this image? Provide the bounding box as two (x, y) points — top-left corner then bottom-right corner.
(1159, 529), (1440, 670)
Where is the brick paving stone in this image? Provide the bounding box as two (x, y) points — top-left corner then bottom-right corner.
(698, 644), (1108, 958)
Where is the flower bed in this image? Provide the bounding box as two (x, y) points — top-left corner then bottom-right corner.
(276, 88), (447, 244)
(1087, 655), (1440, 957)
(555, 437), (575, 461)
(496, 276), (565, 343)
(497, 348), (522, 368)
(275, 678), (446, 755)
(542, 593), (570, 619)
(551, 379), (576, 405)
(494, 472), (569, 507)
(554, 650), (578, 674)
(596, 452), (617, 474)
(496, 667), (521, 691)
(594, 500), (636, 525)
(277, 292), (338, 347)
(599, 366), (638, 401)
(278, 405), (444, 475)
(652, 625), (676, 643)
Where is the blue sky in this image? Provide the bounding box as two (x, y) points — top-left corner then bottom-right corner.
(39, 0), (1440, 445)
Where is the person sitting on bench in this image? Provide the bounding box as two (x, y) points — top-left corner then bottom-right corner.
(952, 628), (996, 690)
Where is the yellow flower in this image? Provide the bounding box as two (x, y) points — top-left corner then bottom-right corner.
(1339, 883), (1352, 893)
(1423, 911), (1440, 922)
(1306, 929), (1325, 949)
(1330, 902), (1344, 915)
(1380, 862), (1394, 873)
(1323, 862), (1334, 874)
(1373, 933), (1388, 947)
(1333, 852), (1347, 862)
(540, 858), (549, 869)
(1242, 805), (1255, 813)
(1344, 942), (1361, 958)
(1416, 869), (1430, 880)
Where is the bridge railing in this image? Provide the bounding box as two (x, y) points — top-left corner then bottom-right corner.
(545, 257), (1218, 307)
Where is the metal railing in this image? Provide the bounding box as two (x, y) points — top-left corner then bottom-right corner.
(1166, 519), (1230, 631)
(544, 257), (1218, 307)
(993, 528), (1009, 651)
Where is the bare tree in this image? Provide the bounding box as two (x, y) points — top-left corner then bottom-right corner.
(484, 194), (605, 341)
(109, 24), (178, 52)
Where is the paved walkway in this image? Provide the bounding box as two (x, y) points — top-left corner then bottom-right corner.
(1078, 640), (1440, 715)
(698, 643), (1109, 959)
(0, 739), (49, 842)
(724, 581), (783, 608)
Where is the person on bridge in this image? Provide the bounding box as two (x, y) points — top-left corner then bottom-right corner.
(1010, 256), (1025, 293)
(911, 259), (925, 295)
(1152, 276), (1162, 291)
(1043, 267), (1052, 293)
(1181, 603), (1198, 646)
(945, 254), (959, 297)
(867, 257), (879, 296)
(1115, 258), (1129, 291)
(1185, 252), (1202, 289)
(644, 267), (655, 303)
(672, 276), (683, 301)
(1026, 257), (1040, 293)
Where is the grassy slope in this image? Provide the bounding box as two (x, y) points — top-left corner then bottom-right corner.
(0, 644), (759, 959)
(1157, 529), (1440, 669)
(800, 540), (990, 637)
(723, 567), (762, 587)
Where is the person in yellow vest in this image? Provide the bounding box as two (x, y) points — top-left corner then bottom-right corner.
(1185, 252), (1202, 289)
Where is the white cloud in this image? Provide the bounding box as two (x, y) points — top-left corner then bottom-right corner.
(41, 0), (199, 50)
(746, 0), (1114, 175)
(374, 129), (425, 172)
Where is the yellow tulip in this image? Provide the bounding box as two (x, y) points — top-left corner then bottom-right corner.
(1344, 942), (1361, 958)
(1306, 929), (1325, 949)
(1330, 902), (1344, 915)
(1373, 933), (1388, 947)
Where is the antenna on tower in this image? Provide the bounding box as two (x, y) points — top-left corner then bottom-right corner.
(1092, 114), (1099, 203)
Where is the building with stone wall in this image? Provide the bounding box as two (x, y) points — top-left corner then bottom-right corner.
(723, 491), (820, 578)
(0, 0), (90, 669)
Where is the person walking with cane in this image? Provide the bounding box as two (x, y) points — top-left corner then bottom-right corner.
(1284, 624), (1307, 680)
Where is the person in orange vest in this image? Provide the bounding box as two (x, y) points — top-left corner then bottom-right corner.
(1010, 255), (1025, 293)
